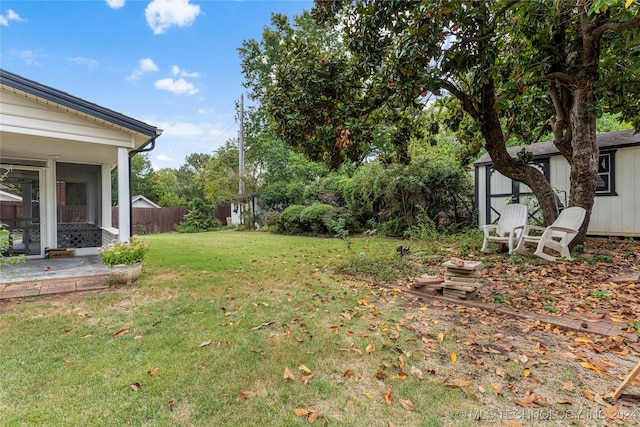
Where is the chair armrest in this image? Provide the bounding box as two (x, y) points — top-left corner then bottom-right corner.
(482, 224), (498, 237)
(546, 225), (579, 234)
(521, 225), (546, 236)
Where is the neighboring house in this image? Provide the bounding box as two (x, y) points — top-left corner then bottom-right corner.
(0, 69), (162, 257)
(0, 190), (22, 202)
(131, 195), (161, 209)
(474, 129), (640, 237)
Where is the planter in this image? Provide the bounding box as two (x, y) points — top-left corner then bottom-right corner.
(110, 262), (142, 284)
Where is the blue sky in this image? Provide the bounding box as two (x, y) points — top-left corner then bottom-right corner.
(0, 0), (313, 169)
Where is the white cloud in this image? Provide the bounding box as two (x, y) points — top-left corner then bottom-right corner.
(140, 58), (159, 72)
(156, 121), (203, 136)
(0, 9), (24, 26)
(156, 153), (172, 162)
(105, 0), (125, 9)
(70, 56), (98, 70)
(145, 0), (201, 35)
(19, 50), (44, 66)
(154, 77), (198, 95)
(127, 57), (159, 81)
(171, 65), (200, 78)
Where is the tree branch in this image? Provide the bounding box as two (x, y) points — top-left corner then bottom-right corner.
(594, 16), (640, 38)
(441, 80), (480, 120)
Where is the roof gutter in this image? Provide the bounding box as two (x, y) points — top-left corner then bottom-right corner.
(128, 129), (163, 237)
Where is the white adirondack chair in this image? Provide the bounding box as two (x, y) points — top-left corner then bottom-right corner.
(514, 206), (586, 261)
(481, 203), (528, 254)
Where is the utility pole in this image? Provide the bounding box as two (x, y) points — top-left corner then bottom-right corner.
(238, 94), (245, 197)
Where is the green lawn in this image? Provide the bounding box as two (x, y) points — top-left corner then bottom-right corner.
(0, 232), (476, 426)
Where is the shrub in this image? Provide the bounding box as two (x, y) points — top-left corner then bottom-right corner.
(175, 198), (220, 233)
(300, 203), (334, 234)
(279, 204), (307, 234)
(262, 211), (283, 232)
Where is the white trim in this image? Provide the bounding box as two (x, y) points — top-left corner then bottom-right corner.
(117, 147), (130, 241)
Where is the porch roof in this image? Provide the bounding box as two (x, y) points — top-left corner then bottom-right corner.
(0, 69), (160, 138)
(474, 129), (640, 166)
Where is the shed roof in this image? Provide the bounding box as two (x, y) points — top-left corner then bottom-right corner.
(0, 69), (160, 138)
(474, 129), (640, 166)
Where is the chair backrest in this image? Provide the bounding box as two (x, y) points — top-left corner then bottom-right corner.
(497, 204), (528, 236)
(552, 206), (586, 230)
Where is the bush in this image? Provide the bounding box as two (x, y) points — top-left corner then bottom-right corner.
(300, 203), (334, 234)
(279, 204), (307, 234)
(175, 198), (221, 233)
(262, 211), (283, 232)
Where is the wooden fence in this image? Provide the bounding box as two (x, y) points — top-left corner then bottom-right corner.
(112, 207), (189, 235)
(2, 202), (231, 236)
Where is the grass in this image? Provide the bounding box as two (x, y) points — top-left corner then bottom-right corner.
(0, 232), (481, 426)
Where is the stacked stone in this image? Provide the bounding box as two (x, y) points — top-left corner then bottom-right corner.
(441, 258), (483, 299)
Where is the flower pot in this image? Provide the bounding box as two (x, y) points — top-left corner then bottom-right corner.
(110, 262), (142, 284)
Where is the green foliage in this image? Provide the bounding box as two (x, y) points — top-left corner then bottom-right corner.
(98, 238), (149, 267)
(175, 198), (221, 233)
(590, 289), (610, 301)
(299, 203), (334, 234)
(279, 204), (307, 234)
(625, 321), (640, 336)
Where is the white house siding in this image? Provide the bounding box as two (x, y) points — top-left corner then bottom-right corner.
(590, 146), (640, 236)
(477, 146), (640, 237)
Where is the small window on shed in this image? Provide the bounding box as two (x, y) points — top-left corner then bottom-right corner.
(596, 151), (616, 196)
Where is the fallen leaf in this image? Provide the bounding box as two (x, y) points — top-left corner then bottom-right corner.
(293, 408), (310, 417)
(199, 340), (211, 347)
(398, 399), (414, 410)
(364, 392), (373, 399)
(383, 387), (392, 405)
(496, 367), (505, 378)
(343, 369), (352, 378)
(523, 369), (531, 377)
(62, 329), (73, 334)
(579, 361), (601, 373)
(308, 411), (320, 423)
(63, 361), (74, 367)
(366, 342), (375, 353)
(251, 321), (275, 331)
(562, 382), (574, 392)
(283, 367), (295, 381)
(491, 383), (503, 395)
(302, 374), (314, 384)
(236, 390), (255, 401)
(299, 364), (312, 373)
(113, 327), (130, 337)
(130, 382), (142, 392)
(437, 332), (444, 342)
(147, 367), (160, 376)
(450, 352), (457, 363)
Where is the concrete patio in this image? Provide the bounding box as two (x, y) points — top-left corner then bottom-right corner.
(0, 256), (111, 300)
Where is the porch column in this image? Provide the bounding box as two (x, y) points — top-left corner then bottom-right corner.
(44, 160), (57, 251)
(117, 147), (130, 241)
(101, 164), (112, 230)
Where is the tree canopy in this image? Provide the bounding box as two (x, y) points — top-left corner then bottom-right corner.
(273, 0), (640, 244)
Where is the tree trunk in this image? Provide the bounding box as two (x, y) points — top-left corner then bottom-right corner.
(477, 81), (560, 226)
(566, 6), (602, 247)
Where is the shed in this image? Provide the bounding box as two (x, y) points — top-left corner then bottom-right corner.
(474, 129), (640, 237)
(131, 195), (161, 209)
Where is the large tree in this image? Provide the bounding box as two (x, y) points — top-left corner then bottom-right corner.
(279, 0), (639, 245)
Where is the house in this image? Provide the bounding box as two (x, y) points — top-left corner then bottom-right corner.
(0, 189), (22, 202)
(131, 195), (161, 209)
(0, 69), (162, 257)
(474, 129), (640, 237)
